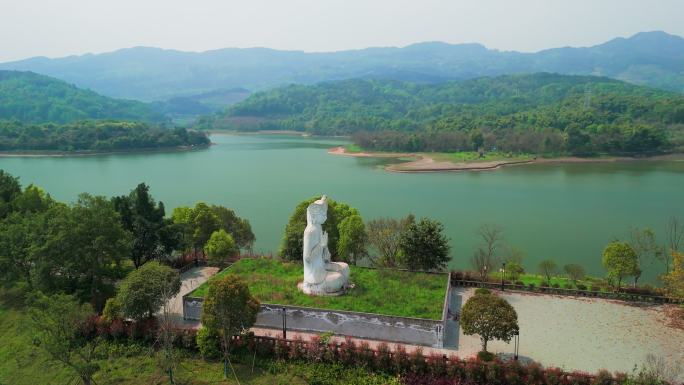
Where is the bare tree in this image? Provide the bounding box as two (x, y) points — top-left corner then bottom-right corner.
(155, 282), (180, 384)
(630, 227), (662, 287)
(471, 224), (503, 281)
(663, 216), (683, 273)
(366, 215), (414, 268)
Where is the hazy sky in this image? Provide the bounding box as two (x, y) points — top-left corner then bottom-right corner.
(1, 0), (683, 62)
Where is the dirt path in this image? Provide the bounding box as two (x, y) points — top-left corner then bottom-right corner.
(165, 265), (219, 326)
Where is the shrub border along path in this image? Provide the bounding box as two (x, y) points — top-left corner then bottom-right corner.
(189, 258), (448, 320)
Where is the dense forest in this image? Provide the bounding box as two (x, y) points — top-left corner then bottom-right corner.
(0, 120), (209, 152)
(202, 73), (684, 155)
(0, 70), (166, 124)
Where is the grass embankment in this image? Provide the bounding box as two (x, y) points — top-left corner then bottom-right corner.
(0, 294), (396, 385)
(190, 258), (447, 320)
(430, 151), (535, 164)
(488, 272), (646, 292)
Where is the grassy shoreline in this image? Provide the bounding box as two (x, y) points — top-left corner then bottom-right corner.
(329, 146), (684, 173)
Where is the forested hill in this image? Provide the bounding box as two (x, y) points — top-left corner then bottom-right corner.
(202, 73), (684, 155)
(0, 70), (166, 124)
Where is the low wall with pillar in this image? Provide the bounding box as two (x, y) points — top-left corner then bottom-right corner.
(183, 297), (445, 347)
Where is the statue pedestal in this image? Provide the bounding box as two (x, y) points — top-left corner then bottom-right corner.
(298, 280), (347, 296)
(298, 261), (350, 296)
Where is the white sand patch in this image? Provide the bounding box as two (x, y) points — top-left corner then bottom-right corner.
(454, 288), (683, 380)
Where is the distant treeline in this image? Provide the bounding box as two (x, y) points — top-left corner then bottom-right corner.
(0, 120), (209, 152)
(202, 73), (684, 155)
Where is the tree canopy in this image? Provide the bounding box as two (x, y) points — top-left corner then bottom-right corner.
(460, 291), (519, 352)
(279, 196), (360, 261)
(602, 241), (639, 290)
(116, 261), (181, 321)
(0, 120), (209, 152)
(399, 217), (451, 271)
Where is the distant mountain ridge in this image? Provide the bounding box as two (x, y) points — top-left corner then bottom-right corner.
(0, 70), (166, 124)
(1, 31), (683, 102)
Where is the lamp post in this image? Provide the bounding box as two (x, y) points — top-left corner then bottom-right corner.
(514, 330), (519, 360)
(282, 307), (287, 339)
(483, 265), (487, 286)
(501, 262), (506, 291)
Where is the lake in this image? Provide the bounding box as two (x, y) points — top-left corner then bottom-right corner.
(1, 133), (683, 283)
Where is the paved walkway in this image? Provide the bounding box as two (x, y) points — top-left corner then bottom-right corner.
(165, 265), (218, 326)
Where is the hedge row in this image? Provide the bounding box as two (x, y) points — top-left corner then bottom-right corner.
(88, 315), (626, 385)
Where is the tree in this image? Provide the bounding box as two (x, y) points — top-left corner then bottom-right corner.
(112, 183), (168, 268)
(116, 261), (181, 321)
(204, 229), (238, 265)
(471, 224), (503, 281)
(399, 217), (451, 271)
(337, 214), (368, 265)
(630, 227), (661, 286)
(38, 194), (132, 309)
(0, 169), (21, 219)
(0, 211), (44, 288)
(602, 241), (639, 291)
(210, 205), (255, 251)
(505, 262), (525, 281)
(538, 259), (558, 285)
(563, 264), (586, 283)
(12, 184), (54, 214)
(460, 291), (519, 352)
(190, 203), (222, 253)
(366, 216), (414, 268)
(29, 293), (100, 385)
(280, 196), (359, 261)
(662, 251), (684, 300)
(201, 274), (260, 380)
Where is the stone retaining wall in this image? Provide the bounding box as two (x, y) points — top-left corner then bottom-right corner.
(182, 296), (445, 347)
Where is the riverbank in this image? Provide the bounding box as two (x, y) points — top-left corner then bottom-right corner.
(0, 144), (210, 158)
(328, 146), (684, 173)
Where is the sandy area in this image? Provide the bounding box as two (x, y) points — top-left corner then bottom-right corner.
(328, 146), (684, 173)
(456, 288), (684, 380)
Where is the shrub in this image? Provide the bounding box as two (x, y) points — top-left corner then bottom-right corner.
(528, 283), (536, 289)
(525, 361), (546, 384)
(563, 283), (574, 289)
(465, 357), (487, 383)
(409, 348), (428, 375)
(376, 343), (393, 373)
(289, 336), (307, 361)
(551, 283), (560, 288)
(577, 284), (588, 291)
(274, 338), (290, 360)
(514, 280), (525, 286)
(128, 317), (157, 342)
(591, 369), (614, 385)
(545, 367), (564, 385)
(451, 270), (464, 280)
(393, 344), (411, 374)
(426, 353), (448, 377)
(590, 285), (601, 292)
(475, 288), (492, 295)
(477, 351), (495, 362)
(102, 297), (122, 323)
(357, 342), (376, 369)
(306, 335), (326, 362)
(109, 318), (126, 340)
(196, 327), (221, 360)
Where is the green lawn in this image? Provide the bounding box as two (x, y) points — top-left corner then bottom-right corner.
(191, 258), (448, 320)
(0, 294), (397, 385)
(430, 151), (535, 163)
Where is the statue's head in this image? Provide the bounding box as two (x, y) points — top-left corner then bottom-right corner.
(306, 195), (328, 225)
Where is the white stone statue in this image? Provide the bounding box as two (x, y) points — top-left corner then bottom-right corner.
(299, 195), (349, 295)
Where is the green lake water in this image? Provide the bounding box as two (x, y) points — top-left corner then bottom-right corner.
(2, 133), (683, 283)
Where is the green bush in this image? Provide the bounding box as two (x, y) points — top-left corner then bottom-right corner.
(475, 288), (492, 295)
(477, 351), (495, 362)
(196, 327), (221, 360)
